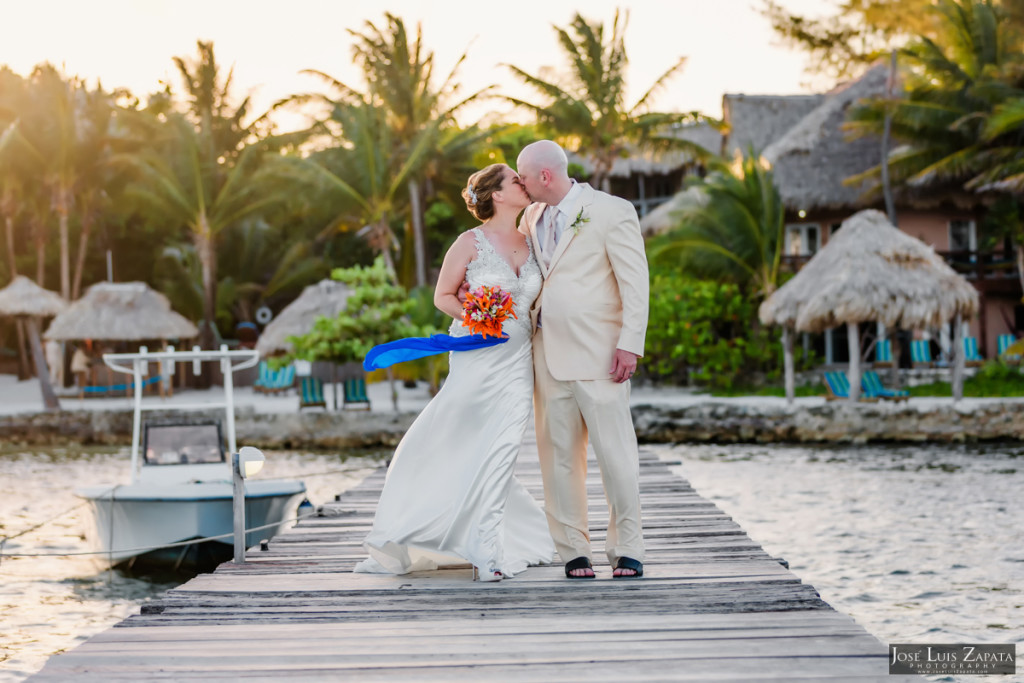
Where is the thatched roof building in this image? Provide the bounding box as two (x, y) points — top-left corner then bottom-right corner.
(759, 65), (889, 213)
(722, 93), (824, 157)
(44, 282), (198, 341)
(759, 209), (979, 332)
(639, 186), (707, 235)
(567, 122), (722, 178)
(0, 276), (67, 317)
(256, 279), (352, 356)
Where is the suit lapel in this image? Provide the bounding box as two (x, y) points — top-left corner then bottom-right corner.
(547, 183), (593, 274)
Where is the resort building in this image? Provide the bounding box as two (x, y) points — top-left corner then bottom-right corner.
(568, 122), (721, 219)
(722, 65), (1017, 364)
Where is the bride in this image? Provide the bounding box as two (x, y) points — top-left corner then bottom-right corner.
(354, 163), (555, 581)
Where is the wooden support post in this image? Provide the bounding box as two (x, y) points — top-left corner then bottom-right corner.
(847, 322), (861, 402)
(952, 313), (965, 403)
(25, 317), (60, 412)
(782, 327), (795, 406)
(232, 451), (246, 564)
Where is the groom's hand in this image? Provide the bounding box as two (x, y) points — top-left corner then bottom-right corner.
(610, 349), (639, 383)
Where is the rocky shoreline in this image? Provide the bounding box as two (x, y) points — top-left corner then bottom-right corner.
(2, 399), (1023, 448)
(631, 400), (1024, 444)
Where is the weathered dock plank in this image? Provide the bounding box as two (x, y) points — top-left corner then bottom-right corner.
(31, 441), (913, 681)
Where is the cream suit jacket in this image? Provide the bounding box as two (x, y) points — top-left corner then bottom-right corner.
(522, 183), (649, 381)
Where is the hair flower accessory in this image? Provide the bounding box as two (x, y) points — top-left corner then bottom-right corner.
(467, 184), (478, 206)
(569, 208), (590, 234)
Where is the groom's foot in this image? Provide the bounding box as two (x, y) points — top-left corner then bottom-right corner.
(564, 556), (595, 579)
(612, 557), (644, 578)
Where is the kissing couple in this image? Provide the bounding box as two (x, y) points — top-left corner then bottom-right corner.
(354, 140), (650, 581)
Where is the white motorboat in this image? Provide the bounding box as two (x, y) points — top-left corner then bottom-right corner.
(76, 348), (306, 571)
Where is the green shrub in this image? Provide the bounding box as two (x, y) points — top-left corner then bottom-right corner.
(642, 268), (783, 389)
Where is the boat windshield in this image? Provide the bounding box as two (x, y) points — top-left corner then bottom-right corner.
(143, 422), (225, 466)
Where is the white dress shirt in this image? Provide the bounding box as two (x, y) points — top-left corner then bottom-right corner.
(537, 180), (582, 255)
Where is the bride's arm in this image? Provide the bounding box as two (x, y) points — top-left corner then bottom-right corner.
(433, 232), (476, 319)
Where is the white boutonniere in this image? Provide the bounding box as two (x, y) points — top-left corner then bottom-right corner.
(569, 208), (590, 235)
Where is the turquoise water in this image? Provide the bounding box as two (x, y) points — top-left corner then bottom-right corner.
(660, 442), (1024, 663)
(0, 447), (383, 682)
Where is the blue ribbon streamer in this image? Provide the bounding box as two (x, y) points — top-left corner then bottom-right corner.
(363, 333), (508, 371)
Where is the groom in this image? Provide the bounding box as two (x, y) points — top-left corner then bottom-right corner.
(516, 140), (649, 579)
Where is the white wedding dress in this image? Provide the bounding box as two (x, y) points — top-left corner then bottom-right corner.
(354, 228), (555, 577)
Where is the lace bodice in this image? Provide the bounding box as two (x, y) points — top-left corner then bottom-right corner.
(448, 228), (542, 338)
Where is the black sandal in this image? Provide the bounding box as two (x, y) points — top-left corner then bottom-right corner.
(564, 556), (595, 579)
(613, 556), (643, 578)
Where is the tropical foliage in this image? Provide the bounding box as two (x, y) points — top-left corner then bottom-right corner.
(504, 10), (712, 191)
(643, 268), (783, 389)
(289, 14), (489, 289)
(846, 0), (1024, 290)
(761, 0), (938, 83)
(284, 257), (444, 406)
(648, 151), (786, 297)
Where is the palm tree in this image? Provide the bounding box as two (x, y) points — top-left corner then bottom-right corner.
(648, 151), (786, 298)
(847, 1), (1023, 192)
(155, 219), (325, 332)
(504, 9), (711, 192)
(125, 41), (310, 348)
(301, 100), (438, 277)
(291, 14), (490, 286)
(172, 41), (267, 166)
(0, 66), (85, 298)
(122, 112), (304, 347)
(846, 0), (1024, 286)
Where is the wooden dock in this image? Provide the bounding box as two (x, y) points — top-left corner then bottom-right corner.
(33, 436), (912, 681)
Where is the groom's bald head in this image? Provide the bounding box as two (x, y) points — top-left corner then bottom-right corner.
(517, 140), (572, 205)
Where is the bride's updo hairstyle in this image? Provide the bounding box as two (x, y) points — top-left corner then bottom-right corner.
(462, 164), (506, 221)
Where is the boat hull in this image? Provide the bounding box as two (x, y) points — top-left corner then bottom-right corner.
(77, 480), (306, 571)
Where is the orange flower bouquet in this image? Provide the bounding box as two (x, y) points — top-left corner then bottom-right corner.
(462, 285), (517, 339)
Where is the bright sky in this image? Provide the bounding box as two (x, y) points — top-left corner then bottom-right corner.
(1, 0), (831, 129)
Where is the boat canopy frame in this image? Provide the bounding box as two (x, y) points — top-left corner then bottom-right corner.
(103, 346), (260, 484)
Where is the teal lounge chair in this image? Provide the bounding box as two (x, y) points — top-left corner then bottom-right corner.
(962, 337), (984, 367)
(910, 340), (933, 368)
(298, 376), (326, 410)
(861, 370), (909, 402)
(823, 370), (849, 400)
(343, 377), (371, 411)
(257, 364), (295, 394)
(998, 334), (1020, 364)
(824, 370), (878, 402)
(253, 361), (273, 393)
(874, 339), (893, 368)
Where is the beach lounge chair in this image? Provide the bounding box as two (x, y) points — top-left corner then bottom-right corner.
(874, 339), (894, 368)
(262, 364), (296, 394)
(82, 375), (161, 398)
(962, 337), (984, 367)
(824, 370), (879, 402)
(253, 361), (273, 393)
(998, 334), (1020, 364)
(343, 377), (371, 411)
(910, 340), (933, 368)
(298, 376), (327, 410)
(861, 370), (909, 402)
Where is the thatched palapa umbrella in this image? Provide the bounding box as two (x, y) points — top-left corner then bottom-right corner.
(759, 209), (979, 402)
(256, 279), (351, 357)
(45, 281), (198, 342)
(0, 276), (68, 411)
